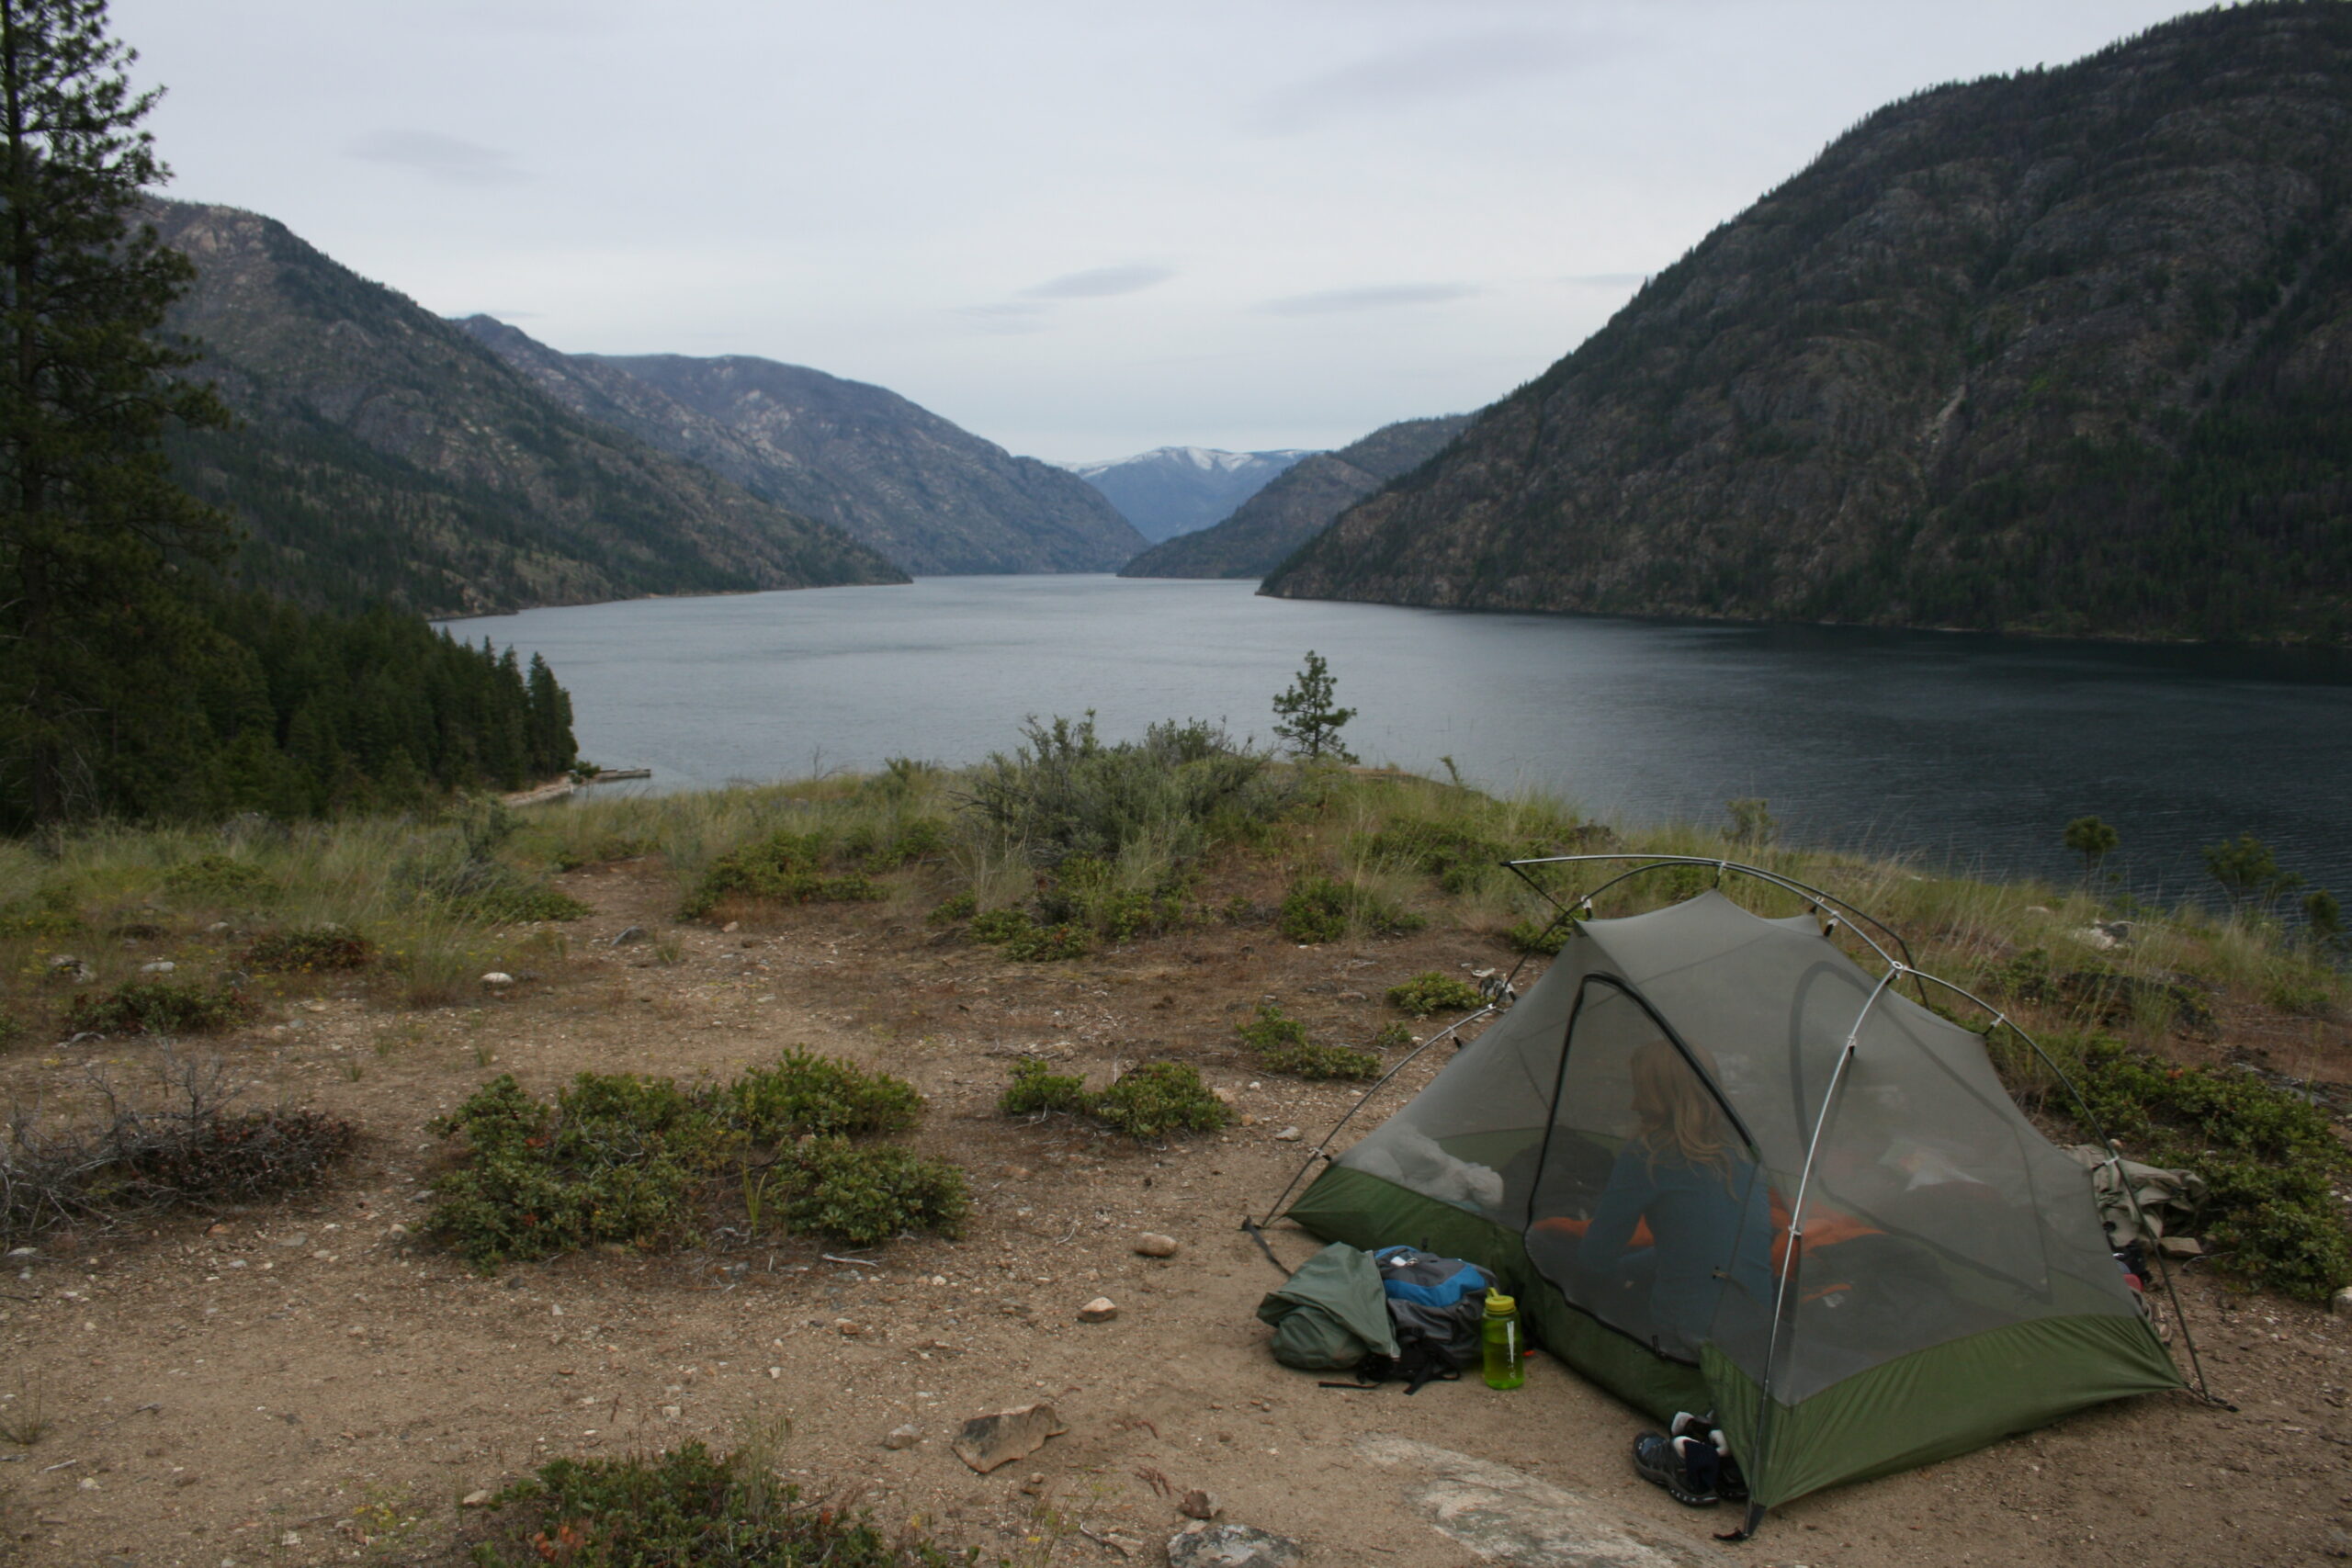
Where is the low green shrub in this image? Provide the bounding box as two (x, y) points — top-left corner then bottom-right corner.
(1238, 1003), (1381, 1079)
(425, 1053), (956, 1266)
(2067, 1036), (2352, 1301)
(465, 1440), (968, 1568)
(967, 907), (1092, 961)
(239, 924), (376, 973)
(1385, 972), (1487, 1017)
(1506, 916), (1569, 955)
(548, 831), (653, 871)
(162, 853), (277, 904)
(683, 821), (941, 918)
(778, 1139), (967, 1247)
(728, 1048), (922, 1140)
(928, 892), (977, 925)
(426, 1074), (735, 1266)
(1091, 1062), (1232, 1139)
(1371, 1021), (1414, 1051)
(0, 905), (80, 938)
(1236, 1002), (1307, 1055)
(401, 851), (589, 923)
(1266, 1040), (1383, 1079)
(1277, 874), (1423, 943)
(64, 978), (254, 1036)
(999, 1058), (1091, 1116)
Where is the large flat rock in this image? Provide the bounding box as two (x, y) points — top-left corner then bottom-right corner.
(1355, 1434), (1733, 1568)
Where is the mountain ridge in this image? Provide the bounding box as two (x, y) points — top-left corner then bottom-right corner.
(1263, 2), (2352, 644)
(1121, 416), (1472, 579)
(153, 200), (904, 617)
(458, 325), (1145, 575)
(1064, 446), (1316, 542)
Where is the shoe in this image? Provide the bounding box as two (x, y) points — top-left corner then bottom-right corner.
(1632, 1432), (1719, 1506)
(1669, 1411), (1748, 1504)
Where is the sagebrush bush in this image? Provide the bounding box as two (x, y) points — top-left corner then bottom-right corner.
(1091, 1061), (1232, 1139)
(466, 1440), (967, 1568)
(962, 714), (1290, 871)
(728, 1049), (922, 1140)
(999, 1057), (1091, 1116)
(239, 924), (376, 973)
(778, 1139), (967, 1247)
(1385, 972), (1487, 1018)
(64, 978), (254, 1036)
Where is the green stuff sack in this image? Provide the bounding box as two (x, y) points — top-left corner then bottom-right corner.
(1255, 1242), (1399, 1371)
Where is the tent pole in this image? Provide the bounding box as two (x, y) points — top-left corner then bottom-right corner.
(1505, 853), (1931, 1005)
(1748, 970), (1890, 1525)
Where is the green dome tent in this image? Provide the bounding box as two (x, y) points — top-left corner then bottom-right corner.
(1280, 878), (2184, 1527)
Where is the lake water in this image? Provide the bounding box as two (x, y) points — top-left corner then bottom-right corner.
(443, 576), (2352, 905)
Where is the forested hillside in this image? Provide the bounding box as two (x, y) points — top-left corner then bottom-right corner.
(0, 589), (575, 829)
(153, 202), (906, 616)
(1265, 3), (2352, 644)
(1122, 416), (1470, 579)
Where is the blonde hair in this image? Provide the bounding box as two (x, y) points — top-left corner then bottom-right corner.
(1629, 1039), (1734, 1187)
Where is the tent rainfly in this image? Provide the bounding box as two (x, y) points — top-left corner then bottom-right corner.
(1282, 882), (2184, 1529)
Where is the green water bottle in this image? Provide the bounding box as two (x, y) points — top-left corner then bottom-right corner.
(1481, 1288), (1525, 1390)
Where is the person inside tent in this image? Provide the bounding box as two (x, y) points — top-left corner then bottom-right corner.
(1574, 1041), (1774, 1357)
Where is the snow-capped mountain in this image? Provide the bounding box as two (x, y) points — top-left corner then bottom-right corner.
(1063, 446), (1317, 542)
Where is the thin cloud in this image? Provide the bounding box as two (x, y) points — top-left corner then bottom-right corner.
(1262, 283), (1480, 316)
(1020, 263), (1176, 299)
(1247, 31), (1605, 134)
(345, 129), (527, 186)
(1566, 272), (1647, 287)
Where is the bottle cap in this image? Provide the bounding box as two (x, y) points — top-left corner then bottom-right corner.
(1485, 1288), (1515, 1315)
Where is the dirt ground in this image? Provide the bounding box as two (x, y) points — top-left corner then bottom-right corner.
(4, 858), (2350, 1568)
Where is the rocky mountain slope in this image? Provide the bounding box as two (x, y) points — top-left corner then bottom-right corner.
(458, 321), (1145, 575)
(1066, 446), (1315, 542)
(152, 202), (904, 617)
(1264, 3), (2352, 644)
(1121, 417), (1471, 579)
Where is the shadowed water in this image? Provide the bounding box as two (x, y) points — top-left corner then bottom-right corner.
(443, 576), (2352, 906)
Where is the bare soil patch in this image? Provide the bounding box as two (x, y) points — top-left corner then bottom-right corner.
(4, 858), (2349, 1567)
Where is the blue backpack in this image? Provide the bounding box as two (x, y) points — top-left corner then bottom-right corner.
(1374, 1246), (1497, 1378)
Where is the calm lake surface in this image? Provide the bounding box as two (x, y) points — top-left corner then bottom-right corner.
(444, 576), (2352, 904)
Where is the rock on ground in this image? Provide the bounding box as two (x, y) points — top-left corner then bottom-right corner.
(1355, 1434), (1734, 1567)
(1167, 1521), (1306, 1567)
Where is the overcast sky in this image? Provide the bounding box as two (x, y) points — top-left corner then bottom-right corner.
(117, 0), (2210, 463)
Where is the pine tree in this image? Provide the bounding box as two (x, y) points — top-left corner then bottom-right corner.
(0, 0), (230, 827)
(1271, 650), (1358, 765)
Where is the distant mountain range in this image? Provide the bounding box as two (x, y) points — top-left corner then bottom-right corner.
(153, 200), (904, 617)
(460, 320), (1144, 575)
(1121, 416), (1472, 580)
(1265, 3), (2352, 644)
(1064, 446), (1315, 542)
